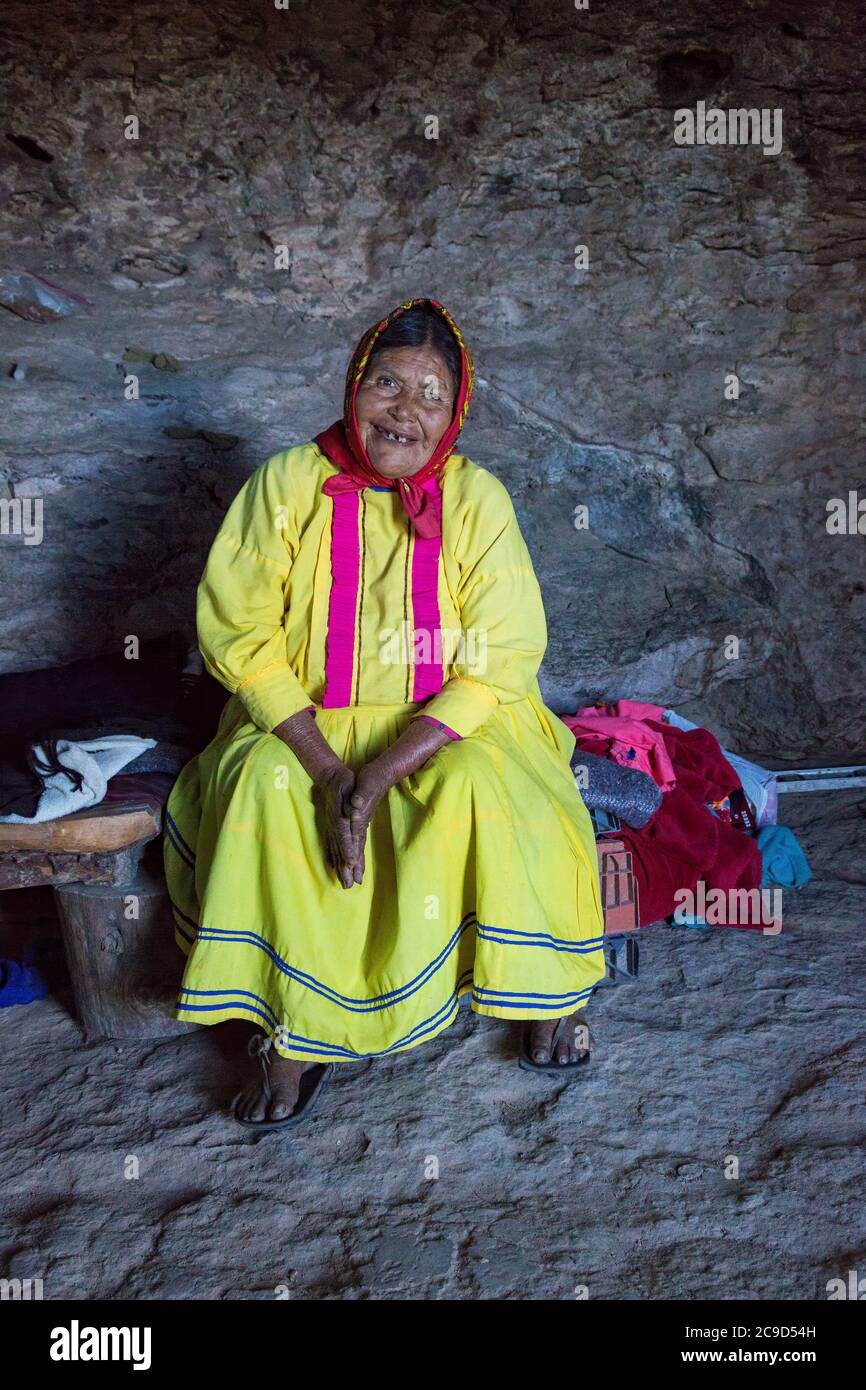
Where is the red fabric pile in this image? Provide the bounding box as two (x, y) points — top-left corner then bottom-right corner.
(572, 719), (762, 928)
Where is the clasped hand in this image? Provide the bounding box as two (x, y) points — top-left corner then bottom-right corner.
(317, 762), (390, 889)
(274, 712), (452, 890)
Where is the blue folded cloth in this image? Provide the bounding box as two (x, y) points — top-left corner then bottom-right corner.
(0, 958), (49, 1007)
(757, 825), (811, 889)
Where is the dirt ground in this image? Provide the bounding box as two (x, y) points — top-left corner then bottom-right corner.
(1, 791), (864, 1301)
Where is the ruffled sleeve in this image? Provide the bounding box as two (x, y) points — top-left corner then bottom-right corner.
(196, 452), (315, 732)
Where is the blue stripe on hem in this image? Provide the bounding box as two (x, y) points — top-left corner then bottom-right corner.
(171, 904), (603, 1013)
(164, 819), (195, 870)
(176, 970), (476, 1060)
(169, 899), (198, 943)
(477, 929), (603, 955)
(473, 984), (597, 1008)
(187, 912), (477, 1014)
(165, 810), (195, 859)
(477, 923), (605, 950)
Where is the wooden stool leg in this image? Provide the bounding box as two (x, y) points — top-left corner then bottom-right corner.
(54, 861), (196, 1042)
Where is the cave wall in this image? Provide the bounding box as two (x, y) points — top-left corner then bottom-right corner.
(1, 0), (864, 755)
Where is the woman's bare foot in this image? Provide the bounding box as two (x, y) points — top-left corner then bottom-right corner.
(234, 1047), (316, 1123)
(527, 1009), (591, 1066)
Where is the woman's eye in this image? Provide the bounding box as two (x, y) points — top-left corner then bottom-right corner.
(376, 375), (396, 388)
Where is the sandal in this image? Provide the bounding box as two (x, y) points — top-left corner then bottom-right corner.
(518, 1011), (592, 1076)
(233, 1033), (334, 1131)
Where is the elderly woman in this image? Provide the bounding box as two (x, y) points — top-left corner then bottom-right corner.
(164, 298), (605, 1129)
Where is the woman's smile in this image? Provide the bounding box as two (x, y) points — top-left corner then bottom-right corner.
(372, 422), (419, 446)
(355, 344), (455, 478)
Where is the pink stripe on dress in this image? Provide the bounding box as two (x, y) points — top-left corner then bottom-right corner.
(322, 491), (361, 707)
(415, 714), (461, 741)
(410, 476), (445, 701)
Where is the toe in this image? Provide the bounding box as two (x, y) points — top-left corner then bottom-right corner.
(529, 1023), (554, 1064)
(249, 1092), (268, 1122)
(267, 1067), (303, 1121)
(235, 1086), (267, 1122)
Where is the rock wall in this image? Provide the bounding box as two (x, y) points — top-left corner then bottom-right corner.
(1, 0), (864, 754)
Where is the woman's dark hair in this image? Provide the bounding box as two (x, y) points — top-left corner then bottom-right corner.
(366, 308), (461, 403)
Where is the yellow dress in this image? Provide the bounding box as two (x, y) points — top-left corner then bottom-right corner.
(163, 442), (605, 1061)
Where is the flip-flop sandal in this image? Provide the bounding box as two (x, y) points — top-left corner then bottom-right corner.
(234, 1033), (334, 1131)
(518, 1012), (591, 1076)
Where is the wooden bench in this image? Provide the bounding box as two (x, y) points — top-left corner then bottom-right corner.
(0, 797), (193, 1042)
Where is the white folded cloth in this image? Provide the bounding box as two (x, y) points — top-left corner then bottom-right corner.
(0, 735), (156, 824)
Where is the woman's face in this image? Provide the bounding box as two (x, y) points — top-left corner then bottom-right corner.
(355, 343), (456, 478)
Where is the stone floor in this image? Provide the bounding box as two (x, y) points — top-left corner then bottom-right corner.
(1, 791), (864, 1300)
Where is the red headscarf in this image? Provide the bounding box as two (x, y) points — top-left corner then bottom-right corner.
(315, 298), (475, 539)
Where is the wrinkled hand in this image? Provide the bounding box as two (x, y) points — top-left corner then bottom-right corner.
(271, 709), (376, 889)
(345, 722), (456, 886)
(316, 764), (360, 889)
(346, 763), (393, 887)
